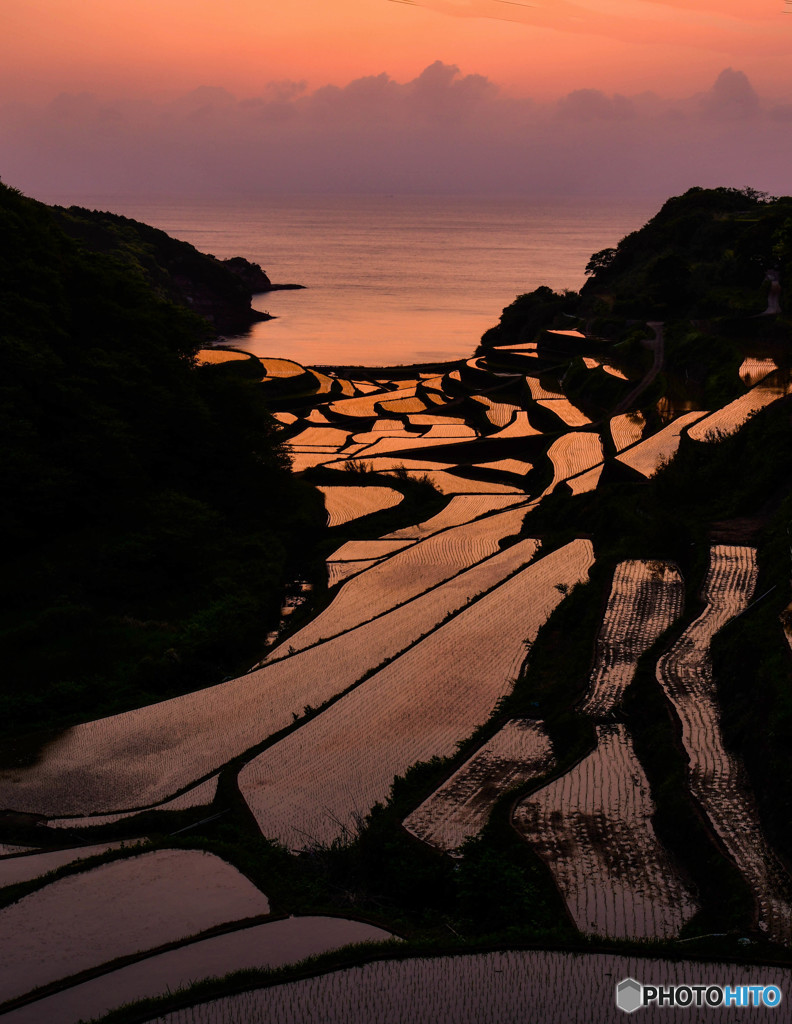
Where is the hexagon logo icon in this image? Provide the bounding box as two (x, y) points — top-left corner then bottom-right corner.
(616, 977), (643, 1013)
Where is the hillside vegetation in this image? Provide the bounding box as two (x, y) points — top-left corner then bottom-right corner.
(480, 186), (792, 411)
(0, 182), (324, 736)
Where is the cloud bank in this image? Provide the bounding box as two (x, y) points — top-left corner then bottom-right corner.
(2, 64), (790, 198)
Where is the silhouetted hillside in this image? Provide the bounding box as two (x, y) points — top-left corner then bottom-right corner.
(50, 203), (275, 333)
(0, 182), (323, 734)
(581, 186), (792, 319)
(481, 187), (792, 349)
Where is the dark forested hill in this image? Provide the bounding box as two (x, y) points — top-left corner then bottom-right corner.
(479, 186), (792, 415)
(0, 182), (323, 736)
(580, 185), (792, 319)
(481, 186), (792, 346)
(50, 202), (275, 334)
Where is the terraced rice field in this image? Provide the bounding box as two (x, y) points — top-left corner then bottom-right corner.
(259, 357), (305, 378)
(0, 849), (270, 1004)
(546, 432), (603, 484)
(350, 436), (469, 458)
(581, 357), (627, 379)
(46, 775), (220, 830)
(3, 917), (396, 1024)
(616, 411), (706, 476)
(513, 724), (698, 939)
(418, 471), (524, 495)
(326, 539), (414, 562)
(474, 458), (533, 476)
(326, 559), (383, 587)
(656, 545), (792, 944)
(331, 376), (357, 397)
(380, 395), (428, 414)
(407, 414), (467, 427)
(238, 540), (593, 848)
(141, 950), (791, 1024)
(610, 412), (645, 452)
(566, 465), (603, 494)
(536, 399), (592, 427)
(15, 330), (791, 994)
(304, 408), (331, 423)
(279, 506), (533, 654)
(526, 378), (565, 401)
(323, 457), (524, 495)
(0, 840), (145, 888)
(580, 560), (685, 716)
(422, 424), (477, 439)
(288, 451), (346, 473)
(196, 349), (250, 365)
(350, 428), (417, 446)
(318, 486), (404, 527)
(305, 369), (337, 396)
(490, 412), (542, 439)
(469, 396), (521, 428)
(384, 495), (527, 540)
(331, 457), (453, 475)
(687, 375), (790, 442)
(345, 442), (381, 458)
(0, 538), (540, 815)
(495, 342), (538, 353)
(739, 357), (777, 387)
(328, 393), (398, 419)
(371, 417), (408, 432)
(288, 426), (352, 448)
(403, 720), (554, 853)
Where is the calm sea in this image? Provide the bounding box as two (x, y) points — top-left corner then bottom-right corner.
(42, 194), (662, 366)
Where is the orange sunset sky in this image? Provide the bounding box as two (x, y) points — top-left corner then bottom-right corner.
(4, 0), (790, 101)
(3, 0), (791, 196)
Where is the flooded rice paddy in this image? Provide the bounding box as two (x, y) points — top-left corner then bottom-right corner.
(610, 411), (646, 452)
(143, 950), (791, 1024)
(687, 371), (792, 443)
(45, 774), (220, 830)
(0, 840), (147, 888)
(326, 558), (384, 588)
(566, 464), (604, 494)
(616, 411), (707, 477)
(383, 494), (525, 540)
(580, 560), (685, 717)
(0, 536), (540, 816)
(514, 724), (698, 939)
(237, 541), (592, 848)
(738, 357), (777, 388)
(271, 504), (532, 656)
(2, 917), (396, 1024)
(0, 849), (270, 1004)
(324, 538), (413, 562)
(0, 845), (34, 857)
(656, 546), (792, 944)
(2, 340), (791, 1021)
(404, 720), (554, 853)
